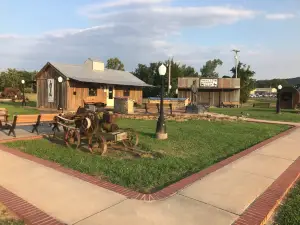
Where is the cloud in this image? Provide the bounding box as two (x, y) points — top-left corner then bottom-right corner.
(79, 0), (170, 14)
(265, 13), (295, 20)
(0, 0), (298, 80)
(0, 0), (258, 70)
(80, 0), (257, 28)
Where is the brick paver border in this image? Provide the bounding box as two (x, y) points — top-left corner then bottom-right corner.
(234, 157), (300, 225)
(0, 125), (297, 202)
(0, 135), (43, 144)
(0, 185), (65, 225)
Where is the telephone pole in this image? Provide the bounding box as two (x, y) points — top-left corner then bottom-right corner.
(167, 57), (172, 94)
(232, 49), (240, 78)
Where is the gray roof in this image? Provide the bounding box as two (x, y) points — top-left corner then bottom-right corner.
(49, 62), (152, 87)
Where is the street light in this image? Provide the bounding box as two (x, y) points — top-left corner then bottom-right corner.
(57, 76), (63, 112)
(21, 80), (26, 107)
(156, 64), (168, 140)
(232, 49), (240, 78)
(276, 84), (282, 114)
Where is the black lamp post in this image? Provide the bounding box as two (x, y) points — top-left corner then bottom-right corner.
(21, 80), (26, 107)
(156, 64), (168, 140)
(276, 84), (282, 114)
(57, 76), (63, 113)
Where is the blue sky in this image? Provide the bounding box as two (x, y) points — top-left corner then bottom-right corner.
(0, 0), (299, 79)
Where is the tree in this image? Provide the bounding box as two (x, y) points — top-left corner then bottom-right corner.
(269, 79), (288, 88)
(106, 57), (125, 71)
(200, 59), (223, 78)
(0, 69), (37, 92)
(294, 84), (300, 89)
(132, 59), (199, 98)
(132, 63), (161, 98)
(231, 62), (255, 103)
(255, 78), (288, 88)
(164, 59), (199, 97)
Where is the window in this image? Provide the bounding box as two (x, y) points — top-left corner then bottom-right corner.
(89, 88), (97, 96)
(123, 87), (130, 97)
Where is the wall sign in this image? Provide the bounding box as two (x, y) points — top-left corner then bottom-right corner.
(200, 79), (218, 87)
(47, 79), (54, 102)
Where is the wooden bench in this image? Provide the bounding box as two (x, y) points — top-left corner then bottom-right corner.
(0, 108), (9, 128)
(221, 101), (240, 108)
(5, 114), (58, 137)
(144, 103), (174, 114)
(253, 102), (271, 108)
(32, 114), (60, 134)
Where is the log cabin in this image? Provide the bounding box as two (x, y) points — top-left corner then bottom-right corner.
(36, 58), (151, 111)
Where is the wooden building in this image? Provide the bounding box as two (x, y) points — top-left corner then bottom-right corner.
(279, 87), (300, 109)
(178, 77), (240, 107)
(36, 58), (151, 111)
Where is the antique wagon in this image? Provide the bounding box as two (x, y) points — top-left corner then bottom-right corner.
(52, 107), (139, 155)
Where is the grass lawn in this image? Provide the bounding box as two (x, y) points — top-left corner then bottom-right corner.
(0, 102), (38, 119)
(274, 181), (300, 225)
(5, 119), (289, 193)
(25, 93), (37, 102)
(210, 107), (300, 123)
(0, 202), (24, 225)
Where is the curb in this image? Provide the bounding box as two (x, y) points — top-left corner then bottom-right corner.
(0, 135), (43, 144)
(234, 157), (300, 225)
(0, 185), (65, 225)
(0, 126), (297, 202)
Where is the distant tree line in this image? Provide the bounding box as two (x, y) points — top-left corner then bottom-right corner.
(255, 79), (288, 89)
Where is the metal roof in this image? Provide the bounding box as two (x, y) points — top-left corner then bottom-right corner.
(49, 62), (152, 87)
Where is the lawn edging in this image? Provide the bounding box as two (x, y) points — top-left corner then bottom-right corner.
(0, 135), (43, 144)
(0, 125), (297, 202)
(0, 185), (65, 225)
(233, 157), (300, 225)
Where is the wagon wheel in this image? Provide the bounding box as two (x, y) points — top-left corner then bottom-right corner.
(88, 135), (107, 155)
(122, 129), (139, 149)
(64, 129), (81, 149)
(82, 111), (99, 133)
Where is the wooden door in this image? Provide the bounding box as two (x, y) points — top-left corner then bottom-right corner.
(106, 85), (115, 107)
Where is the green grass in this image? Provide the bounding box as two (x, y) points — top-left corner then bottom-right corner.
(25, 93), (37, 102)
(0, 102), (38, 119)
(274, 181), (300, 225)
(0, 202), (24, 225)
(0, 219), (24, 225)
(5, 119), (289, 193)
(210, 107), (300, 123)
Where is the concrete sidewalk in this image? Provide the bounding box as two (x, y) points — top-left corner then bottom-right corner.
(246, 118), (300, 126)
(0, 128), (299, 225)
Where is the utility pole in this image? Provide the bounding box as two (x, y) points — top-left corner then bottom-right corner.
(167, 57), (172, 94)
(232, 49), (240, 78)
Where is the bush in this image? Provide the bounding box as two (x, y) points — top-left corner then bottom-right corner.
(0, 87), (21, 99)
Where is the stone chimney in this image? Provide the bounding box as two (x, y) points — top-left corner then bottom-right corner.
(84, 58), (105, 71)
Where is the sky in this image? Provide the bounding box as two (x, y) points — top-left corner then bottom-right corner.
(0, 0), (299, 79)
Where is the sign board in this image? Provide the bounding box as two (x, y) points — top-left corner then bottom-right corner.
(47, 79), (54, 102)
(200, 79), (218, 87)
